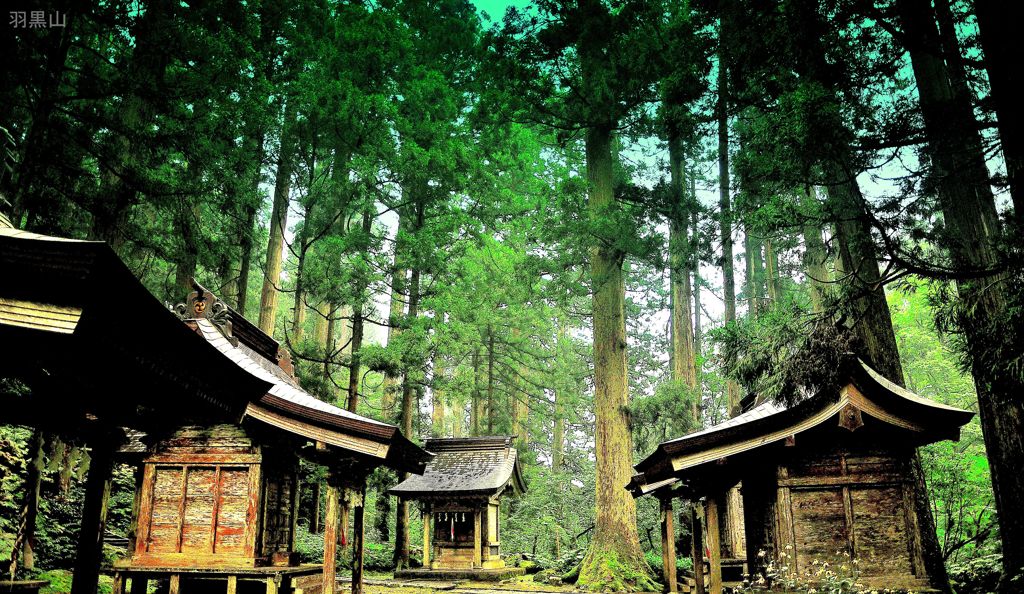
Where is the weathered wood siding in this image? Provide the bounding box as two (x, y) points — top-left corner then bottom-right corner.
(131, 424), (300, 568)
(770, 447), (925, 587)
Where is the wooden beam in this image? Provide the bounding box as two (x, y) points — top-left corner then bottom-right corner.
(660, 498), (678, 592)
(422, 509), (431, 568)
(70, 440), (115, 594)
(322, 478), (340, 594)
(351, 485), (366, 594)
(473, 509), (482, 568)
(705, 496), (723, 594)
(690, 503), (706, 594)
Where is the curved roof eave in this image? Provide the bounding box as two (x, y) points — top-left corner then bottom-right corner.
(632, 361), (974, 488)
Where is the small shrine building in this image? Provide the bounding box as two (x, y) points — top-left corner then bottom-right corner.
(390, 437), (526, 580)
(628, 361), (974, 594)
(0, 221), (430, 594)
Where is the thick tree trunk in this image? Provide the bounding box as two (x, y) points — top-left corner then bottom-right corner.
(899, 1), (1024, 587)
(576, 123), (654, 590)
(394, 231), (421, 570)
(291, 205), (310, 344)
(800, 187), (829, 312)
(973, 0), (1024, 224)
(691, 178), (703, 408)
(258, 103), (297, 335)
(717, 48), (741, 418)
(669, 137), (698, 423)
(383, 212), (408, 420)
(827, 172), (904, 382)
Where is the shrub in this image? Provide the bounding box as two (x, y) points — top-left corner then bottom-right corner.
(948, 553), (1001, 594)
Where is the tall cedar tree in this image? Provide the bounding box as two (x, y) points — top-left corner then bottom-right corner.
(488, 0), (664, 588)
(895, 0), (1024, 588)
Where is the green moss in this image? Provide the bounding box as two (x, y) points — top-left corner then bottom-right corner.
(575, 547), (660, 592)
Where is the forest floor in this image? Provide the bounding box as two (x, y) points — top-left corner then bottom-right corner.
(344, 573), (580, 594)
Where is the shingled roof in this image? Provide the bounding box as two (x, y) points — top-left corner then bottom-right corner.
(389, 437), (526, 498)
(175, 283), (431, 475)
(628, 360), (973, 497)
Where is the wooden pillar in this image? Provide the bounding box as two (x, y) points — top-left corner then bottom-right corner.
(323, 475), (341, 594)
(690, 503), (706, 594)
(473, 508), (482, 568)
(126, 464), (145, 554)
(351, 484), (366, 594)
(226, 576), (238, 594)
(70, 439), (116, 594)
(706, 496), (723, 594)
(660, 497), (678, 592)
(422, 509), (431, 568)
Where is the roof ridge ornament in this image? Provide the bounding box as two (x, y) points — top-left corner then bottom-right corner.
(168, 278), (236, 345)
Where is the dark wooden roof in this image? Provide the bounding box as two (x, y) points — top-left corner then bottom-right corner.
(0, 229), (429, 475)
(628, 360), (974, 497)
(389, 437), (526, 499)
(0, 228), (271, 427)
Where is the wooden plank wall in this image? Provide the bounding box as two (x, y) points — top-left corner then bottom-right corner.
(774, 448), (921, 584)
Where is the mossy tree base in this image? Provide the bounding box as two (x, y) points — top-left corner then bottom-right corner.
(575, 547), (660, 592)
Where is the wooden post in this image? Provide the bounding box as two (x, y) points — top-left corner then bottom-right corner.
(70, 440), (115, 594)
(169, 575), (181, 594)
(111, 573), (125, 594)
(706, 496), (723, 594)
(660, 497), (678, 592)
(323, 475), (341, 594)
(690, 503), (706, 594)
(422, 509), (431, 568)
(126, 465), (145, 556)
(351, 484), (366, 594)
(473, 508), (482, 568)
(226, 575), (238, 594)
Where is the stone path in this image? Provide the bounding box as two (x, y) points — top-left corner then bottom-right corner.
(337, 577), (570, 594)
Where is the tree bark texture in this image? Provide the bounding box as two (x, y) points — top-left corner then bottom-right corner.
(717, 44), (741, 418)
(576, 122), (653, 590)
(801, 187), (829, 312)
(899, 0), (1024, 587)
(973, 0), (1024, 224)
(258, 103), (297, 335)
(669, 137), (698, 423)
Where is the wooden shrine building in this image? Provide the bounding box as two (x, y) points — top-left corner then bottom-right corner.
(628, 361), (973, 594)
(0, 222), (430, 594)
(390, 437), (526, 580)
